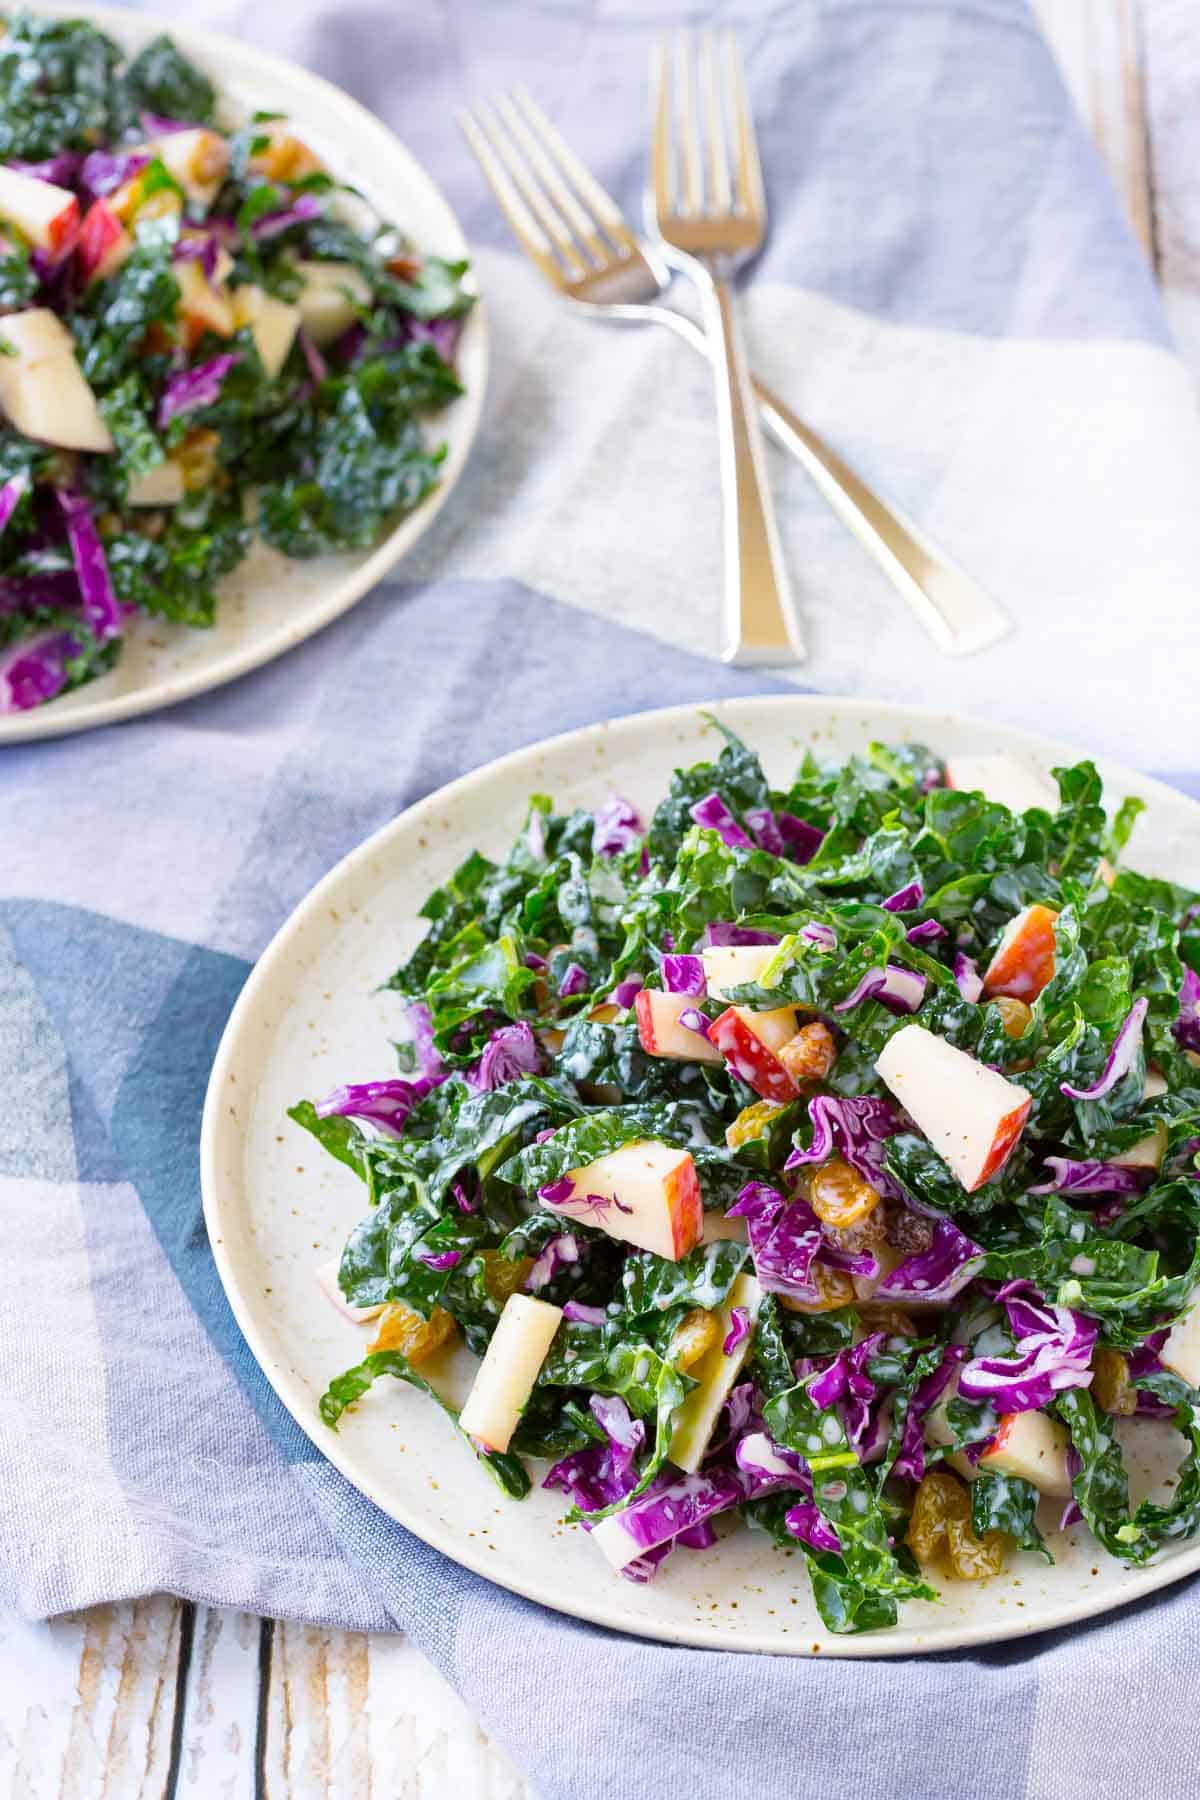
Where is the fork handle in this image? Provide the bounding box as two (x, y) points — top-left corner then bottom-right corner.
(700, 274), (804, 666)
(747, 378), (1010, 656)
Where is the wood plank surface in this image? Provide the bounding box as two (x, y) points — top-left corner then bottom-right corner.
(1, 5), (1189, 1797)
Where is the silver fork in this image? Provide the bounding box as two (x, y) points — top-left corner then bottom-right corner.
(650, 30), (800, 666)
(458, 91), (1011, 658)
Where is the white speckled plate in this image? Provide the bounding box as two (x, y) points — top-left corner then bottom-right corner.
(202, 696), (1200, 1654)
(0, 2), (485, 743)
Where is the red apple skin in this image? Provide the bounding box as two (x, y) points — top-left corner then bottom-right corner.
(76, 201), (130, 284)
(709, 1007), (800, 1104)
(48, 195), (80, 255)
(664, 1154), (704, 1259)
(983, 904), (1059, 1003)
(971, 1096), (1032, 1189)
(634, 988), (723, 1064)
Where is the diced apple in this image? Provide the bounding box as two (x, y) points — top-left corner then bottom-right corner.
(231, 284), (301, 378)
(147, 128), (230, 208)
(553, 1140), (703, 1262)
(700, 943), (779, 1001)
(982, 904), (1060, 1004)
(634, 988), (723, 1064)
(0, 309), (113, 452)
(1113, 1070), (1169, 1172)
(248, 122), (324, 182)
(709, 1004), (802, 1103)
(457, 1293), (563, 1454)
(127, 460), (185, 507)
(944, 751), (1058, 816)
(876, 1023), (1031, 1193)
(175, 257), (235, 344)
(0, 165), (79, 253)
(76, 199), (131, 284)
(315, 1255), (385, 1323)
(294, 260), (372, 345)
(669, 1273), (762, 1472)
(1160, 1288), (1200, 1388)
(922, 1391), (980, 1483)
(978, 1410), (1073, 1499)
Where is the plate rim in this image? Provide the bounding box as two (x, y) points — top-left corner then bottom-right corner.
(201, 692), (1200, 1656)
(0, 0), (488, 744)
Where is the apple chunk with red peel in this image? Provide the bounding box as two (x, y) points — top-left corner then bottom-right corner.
(0, 165), (78, 252)
(983, 904), (1059, 1003)
(875, 1023), (1031, 1193)
(709, 1004), (801, 1103)
(76, 199), (131, 284)
(977, 1411), (1073, 1499)
(0, 309), (113, 452)
(635, 988), (723, 1064)
(553, 1140), (703, 1262)
(458, 1293), (563, 1454)
(944, 751), (1058, 816)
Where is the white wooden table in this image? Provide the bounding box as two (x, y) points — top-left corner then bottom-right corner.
(5, 3), (1198, 1794)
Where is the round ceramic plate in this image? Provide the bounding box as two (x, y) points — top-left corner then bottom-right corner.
(0, 1), (486, 744)
(202, 696), (1200, 1655)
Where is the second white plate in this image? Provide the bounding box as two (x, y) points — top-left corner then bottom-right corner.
(1, 1), (486, 743)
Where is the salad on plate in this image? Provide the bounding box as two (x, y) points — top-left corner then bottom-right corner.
(294, 723), (1200, 1635)
(0, 12), (471, 714)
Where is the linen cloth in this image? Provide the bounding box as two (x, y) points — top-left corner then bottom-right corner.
(4, 3), (1200, 1798)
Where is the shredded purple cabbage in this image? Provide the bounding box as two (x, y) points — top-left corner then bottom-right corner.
(833, 963), (926, 1016)
(689, 791), (754, 850)
(466, 1021), (542, 1092)
(703, 922), (781, 948)
(251, 193), (324, 240)
(890, 1345), (968, 1482)
(906, 919), (947, 945)
(524, 1232), (579, 1291)
(776, 812), (825, 864)
(609, 975), (642, 1009)
(0, 628), (83, 713)
(592, 794), (644, 857)
(723, 1307), (750, 1356)
(1028, 1156), (1152, 1197)
(800, 921), (837, 951)
(1061, 998), (1148, 1101)
(158, 352), (240, 428)
(9, 151), (83, 185)
(882, 879), (924, 912)
(661, 954), (706, 997)
(58, 491), (123, 642)
(875, 1216), (984, 1305)
(315, 1076), (434, 1137)
(557, 962), (589, 999)
(562, 1300), (607, 1325)
(1174, 967), (1200, 1054)
(0, 471), (28, 538)
(416, 1247), (460, 1271)
(959, 1286), (1097, 1412)
(729, 1182), (823, 1300)
(79, 148), (149, 199)
(786, 1095), (907, 1202)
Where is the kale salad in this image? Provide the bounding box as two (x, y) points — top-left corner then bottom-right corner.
(0, 13), (471, 714)
(294, 723), (1200, 1635)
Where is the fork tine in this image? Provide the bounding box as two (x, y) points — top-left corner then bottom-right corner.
(723, 30), (765, 220)
(650, 35), (674, 219)
(471, 103), (590, 281)
(677, 30), (704, 217)
(699, 29), (732, 216)
(457, 106), (567, 290)
(498, 92), (608, 267)
(510, 87), (640, 259)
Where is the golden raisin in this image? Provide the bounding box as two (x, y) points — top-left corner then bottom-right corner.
(780, 1263), (857, 1314)
(587, 1002), (622, 1025)
(945, 1519), (1007, 1580)
(478, 1251), (534, 1305)
(249, 127), (323, 182)
(992, 996), (1033, 1039)
(369, 1303), (457, 1365)
(176, 429), (222, 493)
(906, 1469), (971, 1563)
(809, 1157), (881, 1230)
(725, 1099), (784, 1149)
(857, 1304), (917, 1339)
(1092, 1346), (1137, 1417)
(669, 1307), (721, 1370)
(777, 1020), (838, 1083)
